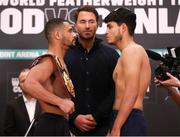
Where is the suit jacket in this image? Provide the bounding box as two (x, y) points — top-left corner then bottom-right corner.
(3, 96), (41, 136)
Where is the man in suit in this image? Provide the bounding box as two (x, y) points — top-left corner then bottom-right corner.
(3, 69), (41, 136)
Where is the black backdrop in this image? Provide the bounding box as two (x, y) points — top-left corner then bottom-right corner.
(0, 0), (180, 135)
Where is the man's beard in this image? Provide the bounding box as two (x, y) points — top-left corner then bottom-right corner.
(107, 35), (122, 45)
(79, 33), (95, 41)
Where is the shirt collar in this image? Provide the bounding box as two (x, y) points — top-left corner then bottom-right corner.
(22, 94), (36, 103)
(76, 37), (102, 52)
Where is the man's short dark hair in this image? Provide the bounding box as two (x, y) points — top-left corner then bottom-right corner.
(74, 5), (99, 22)
(44, 18), (65, 40)
(104, 7), (136, 36)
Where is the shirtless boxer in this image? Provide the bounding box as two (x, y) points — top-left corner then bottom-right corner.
(23, 18), (76, 136)
(104, 7), (151, 136)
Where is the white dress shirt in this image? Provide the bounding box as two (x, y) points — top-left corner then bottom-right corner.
(22, 95), (37, 122)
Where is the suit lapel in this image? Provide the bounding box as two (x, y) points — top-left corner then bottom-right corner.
(18, 96), (30, 124)
(34, 101), (41, 120)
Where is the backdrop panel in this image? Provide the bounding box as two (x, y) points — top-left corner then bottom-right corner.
(0, 0), (180, 135)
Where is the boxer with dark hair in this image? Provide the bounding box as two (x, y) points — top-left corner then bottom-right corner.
(104, 7), (151, 136)
(23, 18), (76, 136)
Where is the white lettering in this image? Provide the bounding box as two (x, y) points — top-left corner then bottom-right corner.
(96, 8), (110, 34)
(0, 51), (15, 58)
(175, 9), (180, 33)
(11, 78), (19, 86)
(44, 8), (57, 21)
(0, 0), (8, 5)
(138, 0), (146, 6)
(159, 8), (174, 34)
(159, 0), (163, 5)
(23, 9), (44, 34)
(0, 6), (179, 35)
(0, 0), (165, 6)
(65, 0), (75, 6)
(111, 0), (123, 6)
(10, 0), (19, 6)
(67, 8), (77, 23)
(1, 8), (21, 34)
(101, 0), (110, 6)
(49, 0), (57, 6)
(125, 0), (133, 6)
(36, 0), (45, 6)
(29, 0), (35, 6)
(171, 0), (176, 5)
(19, 0), (28, 6)
(13, 86), (22, 93)
(147, 0), (156, 5)
(16, 51), (39, 58)
(76, 0), (80, 5)
(135, 8), (157, 34)
(171, 0), (180, 5)
(94, 0), (100, 6)
(83, 0), (92, 5)
(0, 0), (45, 6)
(57, 0), (65, 6)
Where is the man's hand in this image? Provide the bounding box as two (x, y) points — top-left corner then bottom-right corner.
(86, 114), (96, 122)
(155, 72), (180, 87)
(58, 99), (75, 115)
(161, 72), (180, 87)
(154, 77), (163, 87)
(74, 114), (97, 132)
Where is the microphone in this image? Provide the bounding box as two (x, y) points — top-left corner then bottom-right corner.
(145, 49), (164, 61)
